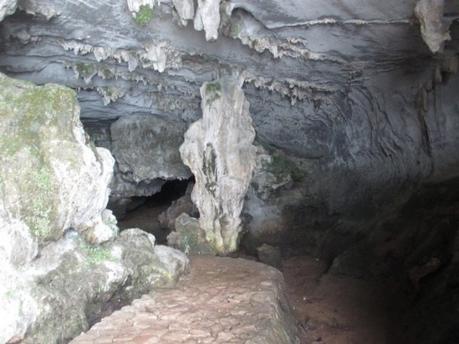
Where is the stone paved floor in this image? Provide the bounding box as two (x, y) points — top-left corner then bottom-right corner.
(71, 256), (298, 344)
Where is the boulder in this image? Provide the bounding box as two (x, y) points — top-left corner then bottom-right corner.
(0, 74), (189, 343)
(158, 182), (197, 230)
(168, 213), (217, 255)
(0, 73), (115, 247)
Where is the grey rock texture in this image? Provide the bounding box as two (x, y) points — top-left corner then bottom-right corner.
(0, 74), (189, 343)
(0, 0), (458, 257)
(168, 213), (217, 255)
(415, 0), (451, 53)
(0, 0), (16, 21)
(0, 73), (115, 248)
(179, 77), (257, 254)
(158, 181), (196, 231)
(20, 230), (188, 344)
(110, 114), (191, 198)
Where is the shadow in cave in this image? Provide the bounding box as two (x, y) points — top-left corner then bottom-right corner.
(281, 177), (459, 344)
(116, 178), (192, 244)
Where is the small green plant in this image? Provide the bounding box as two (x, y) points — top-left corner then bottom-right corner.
(80, 242), (113, 265)
(134, 5), (154, 26)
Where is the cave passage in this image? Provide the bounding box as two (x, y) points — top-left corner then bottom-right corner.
(116, 178), (192, 244)
(1, 0), (458, 342)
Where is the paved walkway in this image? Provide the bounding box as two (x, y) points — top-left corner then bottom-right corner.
(71, 256), (299, 344)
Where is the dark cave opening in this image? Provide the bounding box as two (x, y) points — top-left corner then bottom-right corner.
(115, 178), (193, 244)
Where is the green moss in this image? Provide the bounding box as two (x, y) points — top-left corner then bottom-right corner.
(230, 23), (242, 37)
(75, 63), (95, 77)
(0, 136), (23, 156)
(100, 68), (114, 79)
(80, 242), (113, 265)
(267, 152), (304, 183)
(24, 166), (55, 238)
(0, 75), (77, 241)
(205, 82), (221, 94)
(133, 5), (154, 26)
(205, 82), (222, 106)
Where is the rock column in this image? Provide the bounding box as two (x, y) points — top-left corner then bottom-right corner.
(179, 77), (256, 254)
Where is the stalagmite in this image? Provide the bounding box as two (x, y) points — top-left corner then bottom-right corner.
(178, 77), (257, 254)
(415, 0), (450, 53)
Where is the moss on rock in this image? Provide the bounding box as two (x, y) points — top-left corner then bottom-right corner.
(0, 73), (113, 246)
(133, 5), (154, 26)
(204, 81), (222, 106)
(0, 75), (79, 242)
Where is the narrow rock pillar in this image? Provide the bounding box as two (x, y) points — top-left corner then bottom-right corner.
(179, 77), (256, 254)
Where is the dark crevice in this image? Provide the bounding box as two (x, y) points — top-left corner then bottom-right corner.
(116, 178), (193, 244)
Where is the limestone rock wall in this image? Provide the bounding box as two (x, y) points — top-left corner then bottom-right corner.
(0, 74), (189, 343)
(179, 77), (257, 254)
(0, 0), (458, 257)
(110, 114), (191, 199)
(415, 0), (451, 53)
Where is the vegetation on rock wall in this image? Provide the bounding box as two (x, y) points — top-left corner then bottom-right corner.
(134, 5), (154, 26)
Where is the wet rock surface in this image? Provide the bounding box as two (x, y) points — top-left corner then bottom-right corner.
(71, 256), (299, 344)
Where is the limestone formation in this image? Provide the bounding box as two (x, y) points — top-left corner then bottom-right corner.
(0, 73), (115, 247)
(179, 77), (257, 254)
(415, 0), (450, 53)
(111, 115), (191, 187)
(169, 213), (217, 255)
(4, 230), (188, 344)
(109, 114), (191, 205)
(172, 0), (194, 26)
(2, 0), (458, 258)
(0, 0), (16, 21)
(127, 0), (157, 15)
(0, 74), (189, 343)
(194, 0), (222, 41)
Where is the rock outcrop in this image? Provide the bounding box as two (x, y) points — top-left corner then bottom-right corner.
(110, 114), (191, 198)
(0, 74), (189, 343)
(415, 0), (451, 53)
(0, 0), (16, 21)
(0, 73), (115, 247)
(178, 77), (257, 254)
